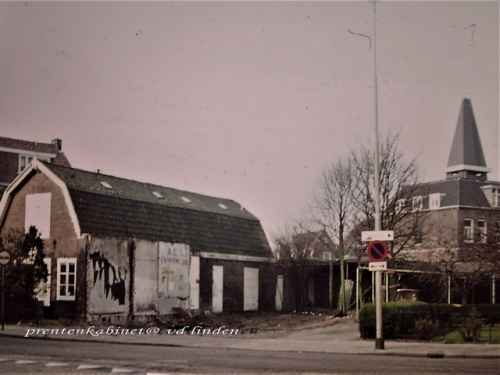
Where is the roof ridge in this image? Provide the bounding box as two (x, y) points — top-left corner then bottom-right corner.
(41, 160), (238, 203)
(0, 135), (55, 147)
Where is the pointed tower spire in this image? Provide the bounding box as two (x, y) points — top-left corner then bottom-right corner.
(446, 98), (488, 180)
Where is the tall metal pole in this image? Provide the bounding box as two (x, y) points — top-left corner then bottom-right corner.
(329, 251), (333, 308)
(448, 275), (452, 304)
(1, 266), (5, 331)
(372, 0), (384, 350)
(356, 266), (360, 319)
(492, 274), (496, 305)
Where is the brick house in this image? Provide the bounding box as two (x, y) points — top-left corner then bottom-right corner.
(0, 136), (71, 197)
(0, 160), (275, 322)
(398, 98), (499, 303)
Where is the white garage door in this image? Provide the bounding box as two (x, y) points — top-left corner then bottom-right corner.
(275, 275), (284, 312)
(212, 265), (223, 313)
(244, 267), (259, 311)
(190, 256), (200, 310)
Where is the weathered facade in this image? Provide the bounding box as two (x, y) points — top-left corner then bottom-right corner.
(0, 160), (274, 322)
(399, 98), (500, 303)
(0, 136), (71, 198)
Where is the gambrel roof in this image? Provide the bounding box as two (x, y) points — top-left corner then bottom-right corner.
(0, 161), (272, 258)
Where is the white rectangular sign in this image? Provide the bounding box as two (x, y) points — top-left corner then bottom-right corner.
(361, 230), (394, 242)
(369, 261), (387, 271)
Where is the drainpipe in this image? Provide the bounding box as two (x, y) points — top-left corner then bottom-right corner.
(82, 234), (92, 322)
(128, 239), (135, 321)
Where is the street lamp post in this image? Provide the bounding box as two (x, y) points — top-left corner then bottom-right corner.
(349, 0), (384, 350)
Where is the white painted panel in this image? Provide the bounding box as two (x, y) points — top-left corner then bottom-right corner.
(25, 193), (51, 238)
(275, 275), (284, 312)
(190, 255), (200, 310)
(212, 265), (223, 313)
(158, 242), (190, 314)
(244, 267), (259, 311)
(35, 258), (51, 306)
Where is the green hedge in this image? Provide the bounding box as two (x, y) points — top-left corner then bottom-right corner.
(359, 303), (500, 339)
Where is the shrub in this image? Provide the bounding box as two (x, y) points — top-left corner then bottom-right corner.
(359, 303), (500, 340)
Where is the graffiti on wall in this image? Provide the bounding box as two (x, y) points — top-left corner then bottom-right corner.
(158, 242), (190, 304)
(89, 251), (127, 305)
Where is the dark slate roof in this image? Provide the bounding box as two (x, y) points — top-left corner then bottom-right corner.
(0, 136), (59, 154)
(0, 136), (71, 167)
(447, 98), (487, 169)
(414, 178), (500, 208)
(52, 152), (71, 167)
(42, 162), (271, 257)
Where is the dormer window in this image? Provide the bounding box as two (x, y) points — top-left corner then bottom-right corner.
(181, 196), (191, 203)
(429, 193), (441, 210)
(218, 203), (228, 210)
(152, 191), (164, 199)
(100, 181), (112, 189)
(494, 189), (500, 207)
(396, 199), (406, 213)
(412, 196), (423, 211)
(18, 154), (34, 173)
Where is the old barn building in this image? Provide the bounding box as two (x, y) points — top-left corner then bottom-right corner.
(0, 160), (275, 322)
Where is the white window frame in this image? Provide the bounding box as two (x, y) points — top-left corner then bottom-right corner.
(18, 154), (34, 174)
(477, 220), (487, 244)
(396, 199), (406, 213)
(429, 193), (441, 210)
(56, 257), (77, 301)
(463, 219), (474, 243)
(25, 193), (52, 239)
(412, 196), (423, 212)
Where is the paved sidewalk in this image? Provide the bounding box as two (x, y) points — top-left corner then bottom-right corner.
(1, 318), (499, 359)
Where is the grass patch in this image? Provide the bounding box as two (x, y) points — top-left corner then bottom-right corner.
(440, 325), (500, 344)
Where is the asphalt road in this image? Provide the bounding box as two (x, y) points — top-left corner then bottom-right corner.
(0, 336), (498, 374)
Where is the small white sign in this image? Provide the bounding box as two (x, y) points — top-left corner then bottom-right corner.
(361, 230), (394, 242)
(369, 261), (387, 271)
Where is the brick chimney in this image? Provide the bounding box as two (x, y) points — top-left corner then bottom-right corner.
(51, 138), (62, 151)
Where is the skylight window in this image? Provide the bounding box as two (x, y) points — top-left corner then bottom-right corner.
(100, 181), (112, 189)
(152, 191), (164, 199)
(218, 203), (228, 210)
(181, 196), (191, 203)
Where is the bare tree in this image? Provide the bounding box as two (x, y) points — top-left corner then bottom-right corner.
(430, 223), (500, 304)
(312, 157), (355, 313)
(273, 221), (333, 311)
(350, 132), (425, 258)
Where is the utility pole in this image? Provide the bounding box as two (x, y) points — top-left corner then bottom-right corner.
(348, 0), (384, 349)
(348, 1), (383, 349)
(372, 0), (384, 351)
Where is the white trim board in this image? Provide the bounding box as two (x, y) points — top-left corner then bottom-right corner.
(0, 159), (81, 237)
(0, 146), (55, 159)
(446, 164), (490, 173)
(199, 252), (273, 263)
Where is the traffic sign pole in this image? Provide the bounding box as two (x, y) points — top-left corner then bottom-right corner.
(1, 265), (4, 331)
(0, 250), (11, 331)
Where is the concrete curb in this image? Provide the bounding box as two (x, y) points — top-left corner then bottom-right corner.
(1, 332), (499, 359)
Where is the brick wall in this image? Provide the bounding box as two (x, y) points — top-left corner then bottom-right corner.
(0, 150), (19, 185)
(0, 170), (82, 319)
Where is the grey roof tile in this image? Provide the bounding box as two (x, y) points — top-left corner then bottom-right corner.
(447, 98), (487, 169)
(42, 162), (271, 257)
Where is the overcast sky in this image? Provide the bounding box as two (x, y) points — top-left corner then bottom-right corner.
(0, 1), (498, 241)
